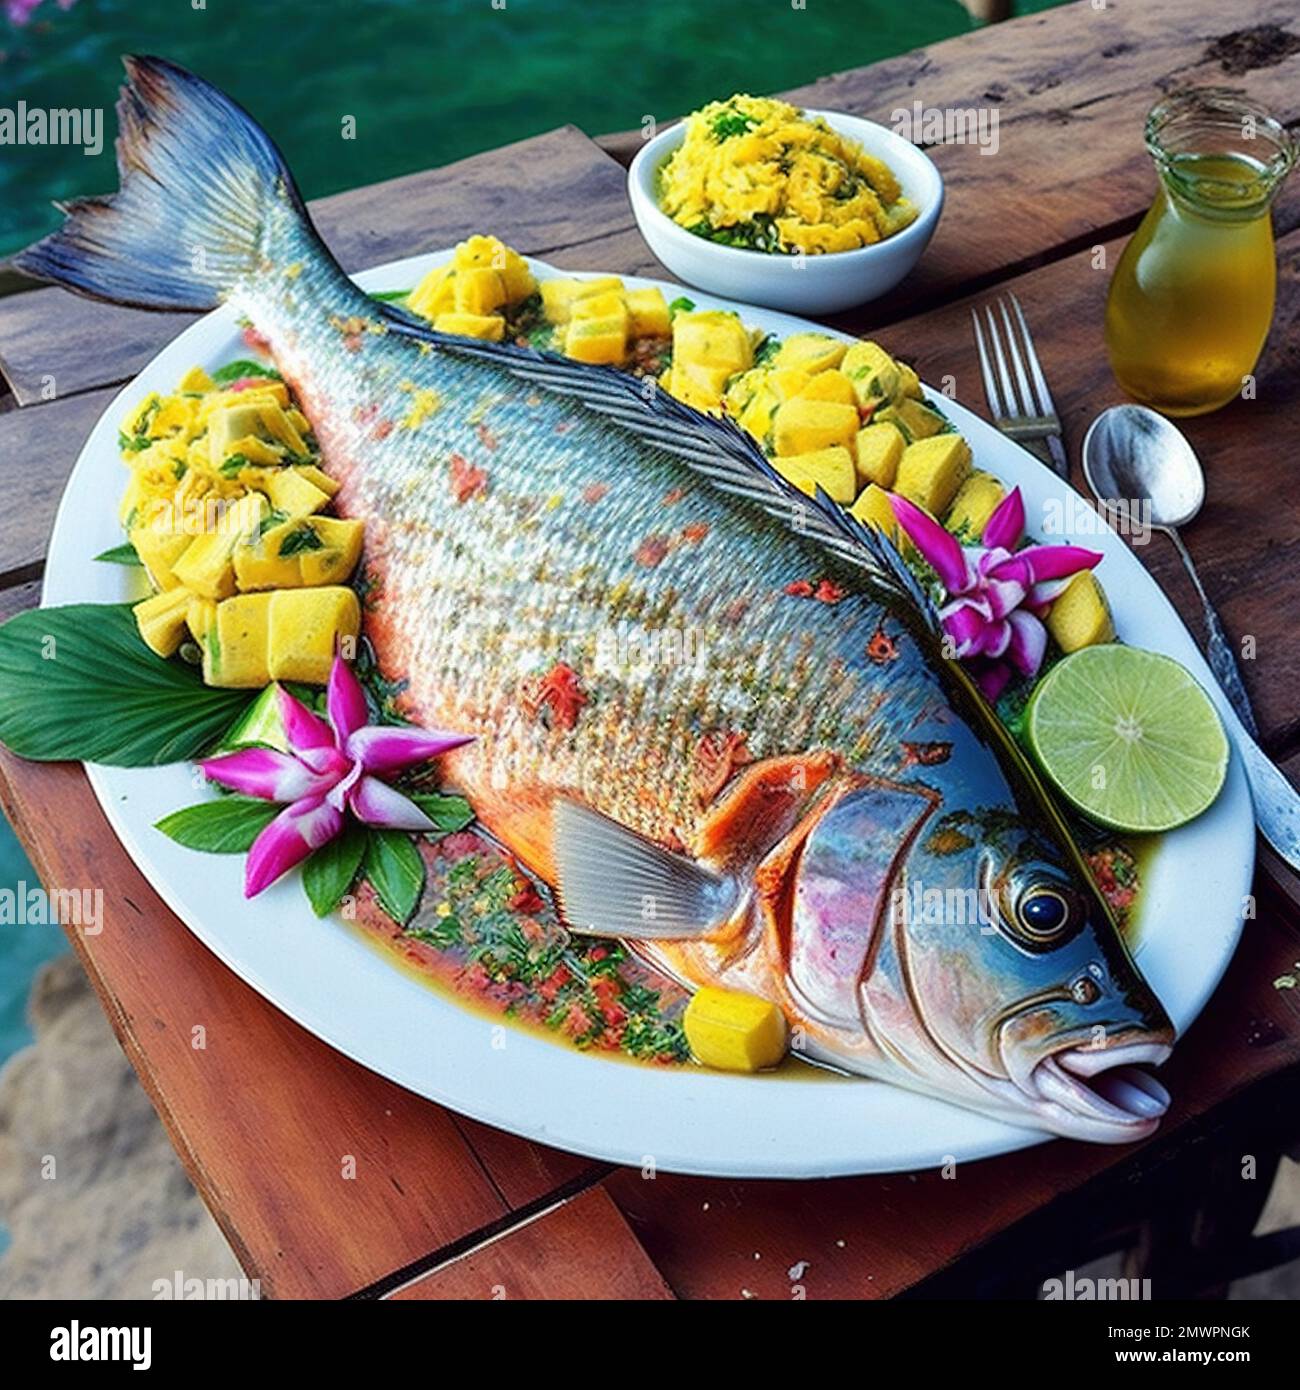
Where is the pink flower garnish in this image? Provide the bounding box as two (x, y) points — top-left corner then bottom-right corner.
(890, 488), (1101, 700)
(200, 656), (472, 897)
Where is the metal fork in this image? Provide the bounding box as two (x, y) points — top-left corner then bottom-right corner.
(970, 293), (1069, 480)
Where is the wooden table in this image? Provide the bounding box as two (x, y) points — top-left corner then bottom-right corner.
(3, 0), (1300, 1300)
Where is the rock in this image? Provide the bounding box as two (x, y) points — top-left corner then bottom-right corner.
(0, 954), (243, 1299)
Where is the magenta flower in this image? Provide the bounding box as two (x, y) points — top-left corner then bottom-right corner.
(199, 656), (473, 897)
(890, 488), (1101, 703)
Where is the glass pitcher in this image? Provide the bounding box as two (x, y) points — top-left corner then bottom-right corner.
(1104, 88), (1296, 417)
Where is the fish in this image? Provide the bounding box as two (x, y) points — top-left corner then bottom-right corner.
(19, 57), (1177, 1144)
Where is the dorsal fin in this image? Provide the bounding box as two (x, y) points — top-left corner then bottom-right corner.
(378, 307), (941, 633)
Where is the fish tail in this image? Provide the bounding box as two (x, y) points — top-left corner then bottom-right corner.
(13, 55), (327, 312)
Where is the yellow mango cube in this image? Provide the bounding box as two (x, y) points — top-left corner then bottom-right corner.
(133, 586), (193, 658)
(292, 463), (339, 498)
(298, 518), (365, 586)
(129, 524), (193, 591)
(768, 366), (811, 403)
(878, 397), (948, 442)
(453, 266), (509, 317)
(539, 276), (624, 325)
(172, 493), (267, 600)
(570, 289), (626, 323)
(849, 483), (902, 541)
(233, 523), (302, 591)
(842, 340), (901, 406)
(625, 287), (670, 338)
(684, 986), (788, 1072)
(772, 446), (857, 504)
(432, 312), (506, 342)
(946, 471), (1006, 540)
(178, 365), (215, 394)
(894, 435), (972, 516)
(773, 332), (846, 376)
(853, 421), (906, 490)
(672, 310), (752, 381)
(896, 361), (923, 400)
(257, 468), (331, 520)
(565, 313), (627, 366)
(773, 398), (859, 458)
(205, 592), (273, 688)
(1045, 571), (1115, 652)
(797, 370), (857, 407)
(186, 596), (217, 646)
(407, 263), (456, 321)
(267, 587), (362, 685)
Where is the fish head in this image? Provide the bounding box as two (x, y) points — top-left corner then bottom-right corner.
(786, 710), (1174, 1143)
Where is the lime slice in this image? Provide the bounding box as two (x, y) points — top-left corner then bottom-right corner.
(217, 682), (291, 753)
(1025, 646), (1229, 833)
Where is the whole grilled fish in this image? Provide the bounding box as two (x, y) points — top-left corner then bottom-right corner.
(21, 58), (1176, 1143)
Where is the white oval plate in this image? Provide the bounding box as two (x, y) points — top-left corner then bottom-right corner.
(42, 253), (1253, 1176)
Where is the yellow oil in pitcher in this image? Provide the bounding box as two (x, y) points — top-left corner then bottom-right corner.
(1105, 91), (1295, 417)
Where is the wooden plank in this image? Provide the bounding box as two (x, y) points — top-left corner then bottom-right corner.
(604, 882), (1300, 1300)
(451, 1117), (603, 1211)
(388, 1187), (673, 1300)
(0, 750), (519, 1299)
(0, 125), (636, 406)
(0, 386), (115, 583)
(598, 0), (1300, 325)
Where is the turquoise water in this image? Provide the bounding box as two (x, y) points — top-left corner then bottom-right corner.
(0, 0), (990, 259)
(0, 820), (66, 1064)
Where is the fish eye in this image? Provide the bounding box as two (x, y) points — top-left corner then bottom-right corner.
(1015, 886), (1071, 942)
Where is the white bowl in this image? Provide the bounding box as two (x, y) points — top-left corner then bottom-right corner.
(628, 108), (944, 315)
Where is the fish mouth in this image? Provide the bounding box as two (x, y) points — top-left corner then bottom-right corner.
(1009, 1038), (1173, 1141)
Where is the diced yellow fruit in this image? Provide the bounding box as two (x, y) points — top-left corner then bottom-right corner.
(625, 287), (670, 338)
(233, 523), (303, 591)
(186, 596), (217, 645)
(453, 266), (509, 316)
(129, 525), (193, 591)
(178, 366), (215, 394)
(570, 289), (627, 322)
(150, 395), (200, 439)
(432, 312), (506, 342)
(797, 369), (857, 407)
(772, 331), (846, 376)
(205, 592), (273, 688)
(772, 398), (860, 457)
(853, 421), (906, 489)
(894, 435), (973, 516)
(842, 341), (901, 406)
(407, 263), (456, 321)
(453, 235), (535, 301)
(298, 518), (365, 585)
(564, 313), (628, 365)
(668, 359), (732, 413)
(292, 464), (340, 498)
(257, 468), (331, 520)
(772, 446), (857, 504)
(254, 401), (308, 455)
(946, 471), (1006, 540)
(172, 493), (267, 600)
(1045, 571), (1115, 652)
(267, 587), (362, 685)
(672, 310), (753, 381)
(896, 361), (923, 400)
(849, 483), (901, 540)
(539, 276), (624, 325)
(878, 397), (948, 442)
(768, 366), (811, 403)
(684, 986), (788, 1072)
(206, 402), (279, 469)
(133, 587), (193, 658)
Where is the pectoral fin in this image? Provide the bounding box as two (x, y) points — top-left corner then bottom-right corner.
(552, 799), (738, 940)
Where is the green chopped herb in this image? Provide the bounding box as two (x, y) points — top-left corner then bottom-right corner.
(220, 453), (253, 476)
(211, 360), (281, 385)
(668, 295), (695, 320)
(278, 524), (325, 557)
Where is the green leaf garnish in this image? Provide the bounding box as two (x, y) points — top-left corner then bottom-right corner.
(0, 604), (258, 765)
(668, 296), (695, 320)
(278, 524), (324, 557)
(410, 792), (474, 833)
(211, 360), (281, 385)
(302, 823), (367, 917)
(220, 453), (253, 476)
(368, 289), (412, 303)
(155, 796), (280, 853)
(94, 543), (143, 566)
(364, 828), (426, 925)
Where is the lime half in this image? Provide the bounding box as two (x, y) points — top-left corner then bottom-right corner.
(1026, 646), (1229, 833)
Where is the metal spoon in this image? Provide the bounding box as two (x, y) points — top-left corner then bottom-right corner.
(1083, 404), (1300, 873)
